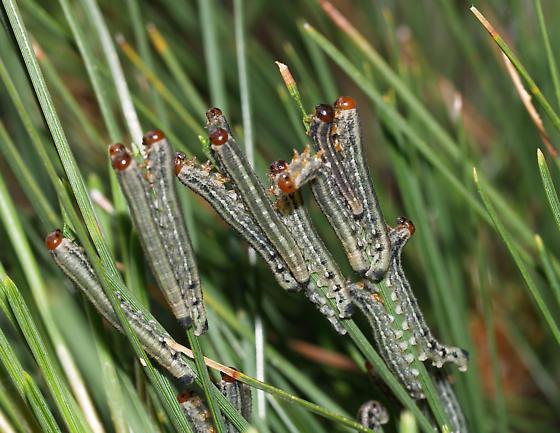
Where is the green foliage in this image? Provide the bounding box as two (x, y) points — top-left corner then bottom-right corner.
(1, 1), (559, 432)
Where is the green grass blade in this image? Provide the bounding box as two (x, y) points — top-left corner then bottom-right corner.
(198, 0), (226, 111)
(118, 36), (205, 137)
(535, 0), (560, 111)
(147, 23), (207, 118)
(22, 374), (64, 433)
(477, 259), (508, 433)
(470, 6), (560, 133)
(474, 167), (560, 344)
(537, 149), (560, 236)
(0, 121), (59, 228)
(187, 330), (226, 433)
(1, 278), (93, 433)
(0, 327), (62, 433)
(81, 0), (142, 142)
(56, 0), (121, 143)
(535, 234), (560, 308)
(126, 0), (168, 127)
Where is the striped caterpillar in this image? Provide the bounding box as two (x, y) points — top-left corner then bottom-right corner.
(386, 218), (468, 372)
(219, 373), (252, 433)
(177, 375), (252, 433)
(268, 158), (353, 319)
(175, 152), (345, 334)
(177, 391), (215, 433)
(205, 108), (309, 286)
(110, 137), (207, 334)
(332, 97), (392, 281)
(351, 283), (424, 400)
(45, 230), (195, 382)
(174, 153), (299, 292)
(431, 371), (468, 433)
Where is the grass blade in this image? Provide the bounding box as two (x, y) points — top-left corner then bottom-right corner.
(474, 167), (560, 345)
(470, 6), (560, 133)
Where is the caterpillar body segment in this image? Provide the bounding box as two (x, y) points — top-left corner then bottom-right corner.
(311, 163), (371, 274)
(387, 218), (468, 372)
(351, 283), (424, 399)
(310, 104), (363, 216)
(206, 108), (309, 285)
(177, 391), (216, 433)
(333, 97), (391, 281)
(143, 131), (207, 334)
(357, 400), (389, 430)
(175, 154), (299, 292)
(269, 160), (353, 319)
(111, 147), (188, 325)
(46, 232), (195, 382)
(219, 374), (252, 431)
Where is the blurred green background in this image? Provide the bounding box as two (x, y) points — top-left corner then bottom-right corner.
(1, 0), (559, 432)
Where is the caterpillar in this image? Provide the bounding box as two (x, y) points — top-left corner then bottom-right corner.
(175, 154), (346, 334)
(177, 391), (215, 433)
(143, 130), (207, 335)
(205, 108), (309, 285)
(219, 372), (252, 432)
(386, 218), (468, 371)
(431, 371), (468, 433)
(332, 97), (391, 281)
(351, 283), (424, 400)
(110, 143), (206, 334)
(309, 103), (363, 217)
(175, 152), (299, 292)
(45, 230), (195, 382)
(269, 158), (353, 318)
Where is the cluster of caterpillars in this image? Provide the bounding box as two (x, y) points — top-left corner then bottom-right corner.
(45, 96), (469, 432)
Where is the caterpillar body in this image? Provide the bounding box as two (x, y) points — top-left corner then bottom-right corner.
(332, 97), (391, 281)
(269, 158), (353, 318)
(175, 153), (299, 292)
(205, 108), (309, 285)
(219, 374), (252, 432)
(110, 142), (206, 334)
(351, 284), (424, 400)
(143, 130), (207, 334)
(46, 230), (195, 382)
(357, 400), (389, 430)
(387, 218), (468, 371)
(177, 391), (215, 433)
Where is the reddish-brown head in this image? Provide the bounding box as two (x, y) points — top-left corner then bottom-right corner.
(176, 390), (193, 404)
(45, 229), (63, 251)
(269, 160), (288, 175)
(397, 216), (415, 236)
(206, 107), (223, 121)
(175, 151), (187, 176)
(209, 128), (228, 146)
(278, 173), (296, 194)
(111, 148), (132, 171)
(142, 129), (165, 147)
(315, 104), (334, 123)
(108, 143), (125, 157)
(334, 96), (357, 111)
